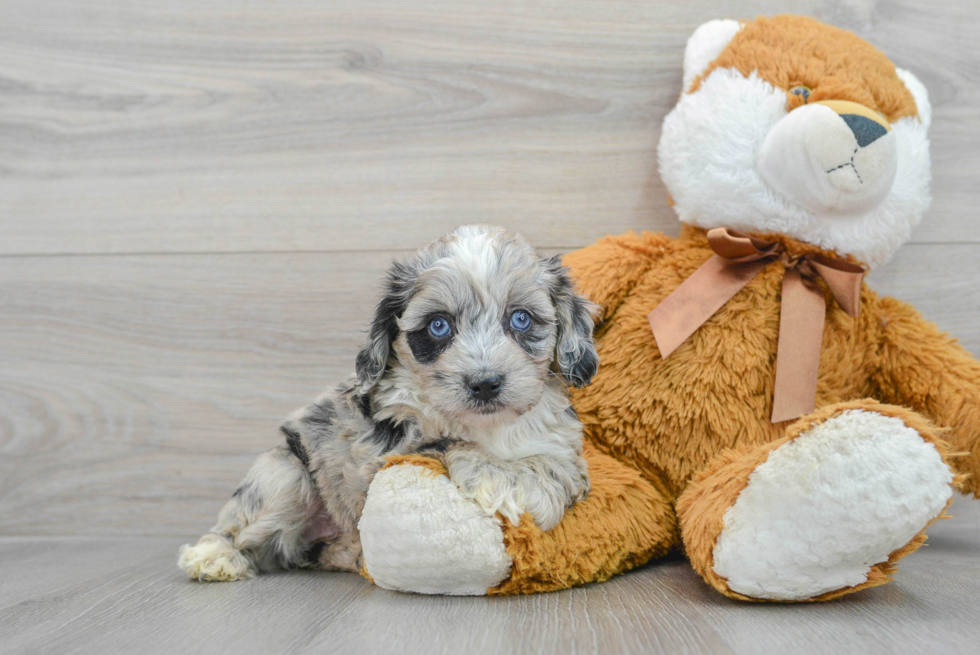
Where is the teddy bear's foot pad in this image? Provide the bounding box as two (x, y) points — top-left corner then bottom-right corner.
(712, 409), (954, 601)
(359, 463), (512, 595)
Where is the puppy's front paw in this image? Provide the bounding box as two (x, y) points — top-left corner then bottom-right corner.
(451, 465), (570, 531)
(512, 475), (569, 532)
(447, 450), (585, 532)
(453, 467), (526, 527)
(178, 534), (255, 582)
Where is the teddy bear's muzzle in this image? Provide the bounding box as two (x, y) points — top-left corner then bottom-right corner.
(757, 99), (897, 218)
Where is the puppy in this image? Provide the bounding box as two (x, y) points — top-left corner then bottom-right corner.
(178, 225), (599, 581)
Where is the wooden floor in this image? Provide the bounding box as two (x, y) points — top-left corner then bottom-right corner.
(1, 0), (979, 653)
(2, 497), (979, 654)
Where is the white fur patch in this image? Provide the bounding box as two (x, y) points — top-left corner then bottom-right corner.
(178, 534), (255, 582)
(896, 68), (931, 130)
(682, 19), (743, 91)
(359, 464), (512, 595)
(658, 68), (931, 268)
(712, 410), (953, 601)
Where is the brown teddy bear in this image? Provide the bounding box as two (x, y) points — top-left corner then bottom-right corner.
(356, 15), (980, 601)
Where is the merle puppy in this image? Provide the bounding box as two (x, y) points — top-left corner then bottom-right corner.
(179, 225), (599, 581)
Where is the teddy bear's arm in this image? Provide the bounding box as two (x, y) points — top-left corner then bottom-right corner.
(358, 445), (680, 595)
(873, 295), (980, 497)
(562, 232), (672, 321)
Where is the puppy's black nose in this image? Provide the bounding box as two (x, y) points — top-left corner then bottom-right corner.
(840, 113), (888, 148)
(467, 374), (504, 401)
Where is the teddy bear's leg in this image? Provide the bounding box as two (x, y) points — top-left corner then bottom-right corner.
(677, 400), (957, 602)
(358, 445), (678, 595)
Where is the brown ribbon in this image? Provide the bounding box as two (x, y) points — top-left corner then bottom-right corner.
(647, 228), (864, 424)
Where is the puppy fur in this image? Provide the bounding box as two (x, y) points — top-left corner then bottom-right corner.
(179, 225), (599, 581)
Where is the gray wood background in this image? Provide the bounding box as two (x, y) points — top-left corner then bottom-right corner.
(1, 1), (979, 653)
(2, 0), (978, 539)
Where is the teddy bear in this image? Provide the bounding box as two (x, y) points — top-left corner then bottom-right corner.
(355, 15), (980, 601)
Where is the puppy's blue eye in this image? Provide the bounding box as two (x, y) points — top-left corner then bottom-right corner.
(510, 310), (531, 331)
(428, 317), (451, 338)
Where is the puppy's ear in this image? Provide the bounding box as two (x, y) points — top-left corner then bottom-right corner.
(543, 255), (600, 387)
(355, 260), (416, 390)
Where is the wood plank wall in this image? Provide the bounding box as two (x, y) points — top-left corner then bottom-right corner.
(1, 0), (977, 536)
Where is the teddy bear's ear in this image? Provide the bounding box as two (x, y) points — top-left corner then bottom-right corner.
(682, 19), (742, 91)
(895, 68), (932, 130)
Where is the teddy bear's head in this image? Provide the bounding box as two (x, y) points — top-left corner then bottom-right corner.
(658, 15), (931, 268)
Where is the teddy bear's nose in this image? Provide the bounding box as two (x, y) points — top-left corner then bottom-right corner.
(810, 99), (892, 144)
(840, 113), (888, 148)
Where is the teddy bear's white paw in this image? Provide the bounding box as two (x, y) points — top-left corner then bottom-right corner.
(178, 534), (255, 582)
(712, 409), (954, 601)
(359, 464), (512, 595)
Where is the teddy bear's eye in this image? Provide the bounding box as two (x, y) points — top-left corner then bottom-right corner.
(790, 86), (811, 103)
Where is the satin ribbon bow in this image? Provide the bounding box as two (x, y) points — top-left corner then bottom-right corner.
(647, 228), (865, 423)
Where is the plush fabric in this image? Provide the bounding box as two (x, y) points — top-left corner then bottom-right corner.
(679, 400), (959, 601)
(689, 16), (919, 120)
(357, 15), (980, 600)
(489, 443), (677, 595)
(360, 456), (512, 595)
(659, 16), (932, 268)
(565, 227), (980, 501)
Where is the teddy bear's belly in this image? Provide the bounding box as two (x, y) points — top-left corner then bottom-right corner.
(572, 270), (873, 499)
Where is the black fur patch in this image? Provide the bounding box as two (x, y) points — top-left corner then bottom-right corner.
(304, 541), (326, 566)
(303, 398), (337, 427)
(368, 418), (408, 453)
(563, 328), (598, 388)
(564, 404), (578, 420)
(281, 425), (310, 468)
(406, 323), (454, 364)
(355, 260), (416, 387)
(508, 324), (549, 358)
(544, 256), (598, 387)
(418, 437), (455, 454)
(353, 393), (372, 419)
(231, 482), (263, 513)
